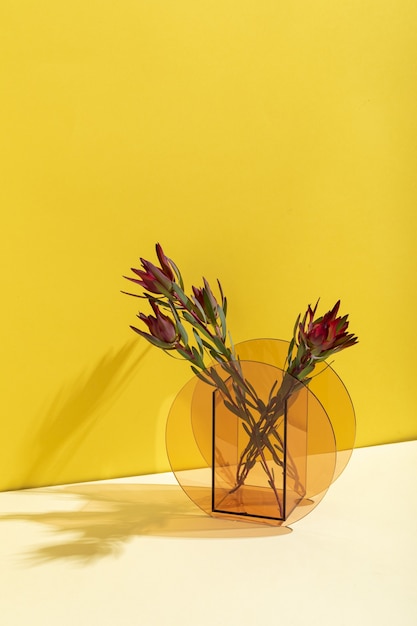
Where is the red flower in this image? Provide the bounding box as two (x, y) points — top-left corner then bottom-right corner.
(192, 278), (219, 320)
(155, 243), (175, 283)
(132, 301), (179, 348)
(124, 243), (175, 295)
(298, 300), (358, 357)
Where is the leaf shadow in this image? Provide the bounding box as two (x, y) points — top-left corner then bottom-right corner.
(19, 340), (152, 489)
(0, 482), (291, 566)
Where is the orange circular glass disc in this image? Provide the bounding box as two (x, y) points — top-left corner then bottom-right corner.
(235, 339), (356, 483)
(166, 339), (354, 527)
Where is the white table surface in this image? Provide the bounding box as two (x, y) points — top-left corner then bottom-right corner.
(0, 441), (416, 626)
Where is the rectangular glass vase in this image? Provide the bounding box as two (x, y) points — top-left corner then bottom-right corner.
(212, 375), (308, 524)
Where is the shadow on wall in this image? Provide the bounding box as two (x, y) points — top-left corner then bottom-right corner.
(0, 482), (290, 565)
(18, 340), (152, 490)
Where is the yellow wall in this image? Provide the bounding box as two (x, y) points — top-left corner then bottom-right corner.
(1, 1), (416, 491)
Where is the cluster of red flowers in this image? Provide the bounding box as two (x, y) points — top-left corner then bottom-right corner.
(123, 244), (227, 368)
(124, 244), (179, 348)
(124, 244), (358, 384)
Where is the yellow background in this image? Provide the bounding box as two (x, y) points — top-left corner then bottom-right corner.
(1, 1), (416, 491)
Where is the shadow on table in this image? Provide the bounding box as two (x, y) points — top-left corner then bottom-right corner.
(0, 483), (291, 565)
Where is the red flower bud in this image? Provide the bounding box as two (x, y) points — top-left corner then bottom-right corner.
(192, 279), (219, 320)
(155, 243), (175, 282)
(124, 244), (175, 295)
(138, 302), (179, 346)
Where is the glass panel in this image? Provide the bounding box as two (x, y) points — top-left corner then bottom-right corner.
(212, 361), (307, 522)
(166, 336), (351, 527)
(235, 339), (356, 483)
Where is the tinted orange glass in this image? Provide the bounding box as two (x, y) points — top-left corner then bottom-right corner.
(166, 338), (354, 527)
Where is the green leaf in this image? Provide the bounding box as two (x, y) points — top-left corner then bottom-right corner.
(216, 278), (224, 301)
(190, 365), (216, 386)
(297, 363), (315, 380)
(177, 319), (189, 346)
(228, 330), (235, 357)
(177, 348), (192, 360)
(193, 298), (207, 324)
(208, 367), (232, 398)
(263, 437), (283, 466)
(220, 362), (244, 389)
(192, 329), (205, 357)
(157, 284), (175, 300)
(191, 346), (205, 369)
(202, 287), (216, 324)
(244, 376), (257, 397)
(292, 313), (301, 338)
(168, 302), (189, 346)
(130, 326), (173, 349)
(182, 311), (213, 341)
(223, 399), (248, 420)
(152, 298), (171, 310)
(241, 422), (252, 436)
(267, 379), (279, 402)
(208, 348), (222, 361)
(172, 284), (190, 307)
(269, 422), (285, 445)
(201, 338), (215, 351)
(212, 334), (230, 357)
(287, 337), (296, 366)
(217, 303), (227, 341)
(168, 258), (184, 290)
(336, 314), (348, 332)
(181, 310), (198, 327)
